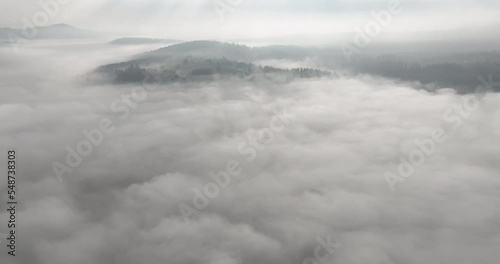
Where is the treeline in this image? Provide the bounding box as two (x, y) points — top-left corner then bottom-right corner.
(109, 58), (332, 84)
(350, 57), (500, 93)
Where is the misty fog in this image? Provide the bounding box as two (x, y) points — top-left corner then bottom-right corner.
(1, 38), (500, 264)
(2, 0), (500, 263)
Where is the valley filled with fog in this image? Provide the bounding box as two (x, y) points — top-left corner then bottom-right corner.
(1, 38), (500, 264)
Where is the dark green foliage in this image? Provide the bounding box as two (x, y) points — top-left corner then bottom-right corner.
(100, 57), (332, 84)
(115, 64), (148, 83)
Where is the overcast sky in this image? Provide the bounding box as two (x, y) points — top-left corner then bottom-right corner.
(1, 0), (500, 39)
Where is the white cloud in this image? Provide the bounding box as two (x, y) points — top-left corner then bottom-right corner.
(1, 40), (500, 264)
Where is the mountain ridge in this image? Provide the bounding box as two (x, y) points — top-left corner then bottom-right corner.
(0, 24), (102, 40)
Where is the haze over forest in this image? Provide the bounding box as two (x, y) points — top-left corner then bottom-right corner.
(1, 1), (500, 264)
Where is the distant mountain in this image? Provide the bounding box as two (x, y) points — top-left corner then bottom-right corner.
(109, 37), (180, 45)
(0, 24), (101, 40)
(126, 40), (318, 64)
(91, 40), (500, 93)
(141, 41), (254, 61)
(93, 41), (324, 75)
(92, 40), (333, 84)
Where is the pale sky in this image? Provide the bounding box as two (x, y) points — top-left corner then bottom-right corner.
(1, 0), (500, 39)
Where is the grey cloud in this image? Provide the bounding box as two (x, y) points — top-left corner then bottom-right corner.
(1, 40), (500, 264)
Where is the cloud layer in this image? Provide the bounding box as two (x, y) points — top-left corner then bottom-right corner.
(1, 41), (500, 264)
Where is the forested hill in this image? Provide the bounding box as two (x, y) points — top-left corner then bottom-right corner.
(95, 41), (332, 84)
(97, 57), (332, 84)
